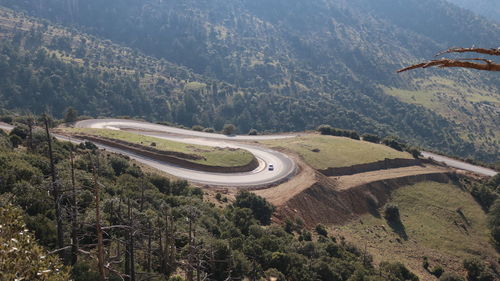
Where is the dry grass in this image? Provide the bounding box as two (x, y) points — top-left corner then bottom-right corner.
(335, 181), (496, 280)
(260, 134), (412, 170)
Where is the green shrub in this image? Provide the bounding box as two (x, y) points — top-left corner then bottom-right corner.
(109, 156), (130, 176)
(0, 205), (70, 280)
(300, 230), (312, 241)
(284, 218), (294, 233)
(384, 204), (401, 222)
(317, 125), (360, 140)
(380, 262), (419, 281)
(248, 129), (258, 135)
(215, 192), (222, 201)
(63, 107), (78, 123)
(318, 124), (334, 135)
(315, 224), (328, 237)
(463, 257), (496, 281)
(192, 125), (204, 131)
(422, 257), (429, 270)
(0, 115), (13, 124)
(9, 125), (29, 140)
(406, 146), (422, 158)
(471, 185), (497, 209)
(362, 133), (381, 143)
(382, 137), (405, 151)
(431, 265), (444, 278)
(488, 199), (500, 246)
(9, 134), (22, 148)
(222, 124), (236, 135)
(234, 191), (274, 225)
(78, 141), (98, 150)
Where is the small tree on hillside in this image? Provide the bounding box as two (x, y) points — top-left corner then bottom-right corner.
(463, 257), (496, 281)
(64, 107), (78, 123)
(384, 204), (401, 223)
(222, 124), (236, 135)
(315, 224), (328, 237)
(234, 191), (275, 225)
(248, 129), (258, 135)
(361, 133), (381, 143)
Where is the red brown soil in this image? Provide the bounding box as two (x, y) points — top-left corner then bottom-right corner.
(261, 164), (452, 227)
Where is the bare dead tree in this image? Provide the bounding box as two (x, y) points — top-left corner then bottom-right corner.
(159, 207), (177, 278)
(187, 215), (194, 281)
(183, 207), (208, 281)
(69, 143), (79, 265)
(44, 114), (65, 255)
(89, 152), (106, 281)
(127, 199), (136, 281)
(398, 47), (500, 73)
(146, 222), (153, 273)
(437, 47), (500, 57)
(25, 113), (35, 152)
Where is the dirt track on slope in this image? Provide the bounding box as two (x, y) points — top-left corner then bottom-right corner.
(257, 162), (454, 226)
(256, 163), (451, 208)
(254, 152), (317, 205)
(334, 164), (450, 190)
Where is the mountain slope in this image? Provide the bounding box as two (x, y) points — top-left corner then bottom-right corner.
(0, 1), (498, 162)
(445, 0), (500, 22)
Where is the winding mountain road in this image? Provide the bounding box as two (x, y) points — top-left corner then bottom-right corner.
(75, 119), (298, 187)
(1, 120), (496, 186)
(421, 151), (497, 177)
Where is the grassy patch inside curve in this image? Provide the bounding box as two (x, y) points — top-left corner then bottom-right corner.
(62, 128), (255, 168)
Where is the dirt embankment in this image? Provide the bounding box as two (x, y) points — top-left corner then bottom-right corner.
(74, 134), (260, 173)
(318, 158), (431, 176)
(276, 172), (452, 227)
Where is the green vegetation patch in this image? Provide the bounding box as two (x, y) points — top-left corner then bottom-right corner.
(390, 182), (490, 256)
(381, 77), (500, 156)
(63, 128), (254, 167)
(261, 134), (412, 170)
(185, 81), (207, 91)
(338, 181), (495, 277)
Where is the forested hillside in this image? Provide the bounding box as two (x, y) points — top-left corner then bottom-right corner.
(445, 0), (500, 22)
(0, 0), (498, 162)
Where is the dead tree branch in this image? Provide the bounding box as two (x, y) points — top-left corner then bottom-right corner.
(398, 47), (500, 73)
(436, 47), (500, 57)
(398, 58), (500, 72)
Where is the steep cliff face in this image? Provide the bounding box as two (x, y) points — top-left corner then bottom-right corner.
(276, 172), (452, 226)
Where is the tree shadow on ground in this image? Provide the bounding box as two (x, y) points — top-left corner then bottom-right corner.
(387, 219), (408, 241)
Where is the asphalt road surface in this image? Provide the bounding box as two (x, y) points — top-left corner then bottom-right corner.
(422, 151), (497, 177)
(75, 119), (298, 187)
